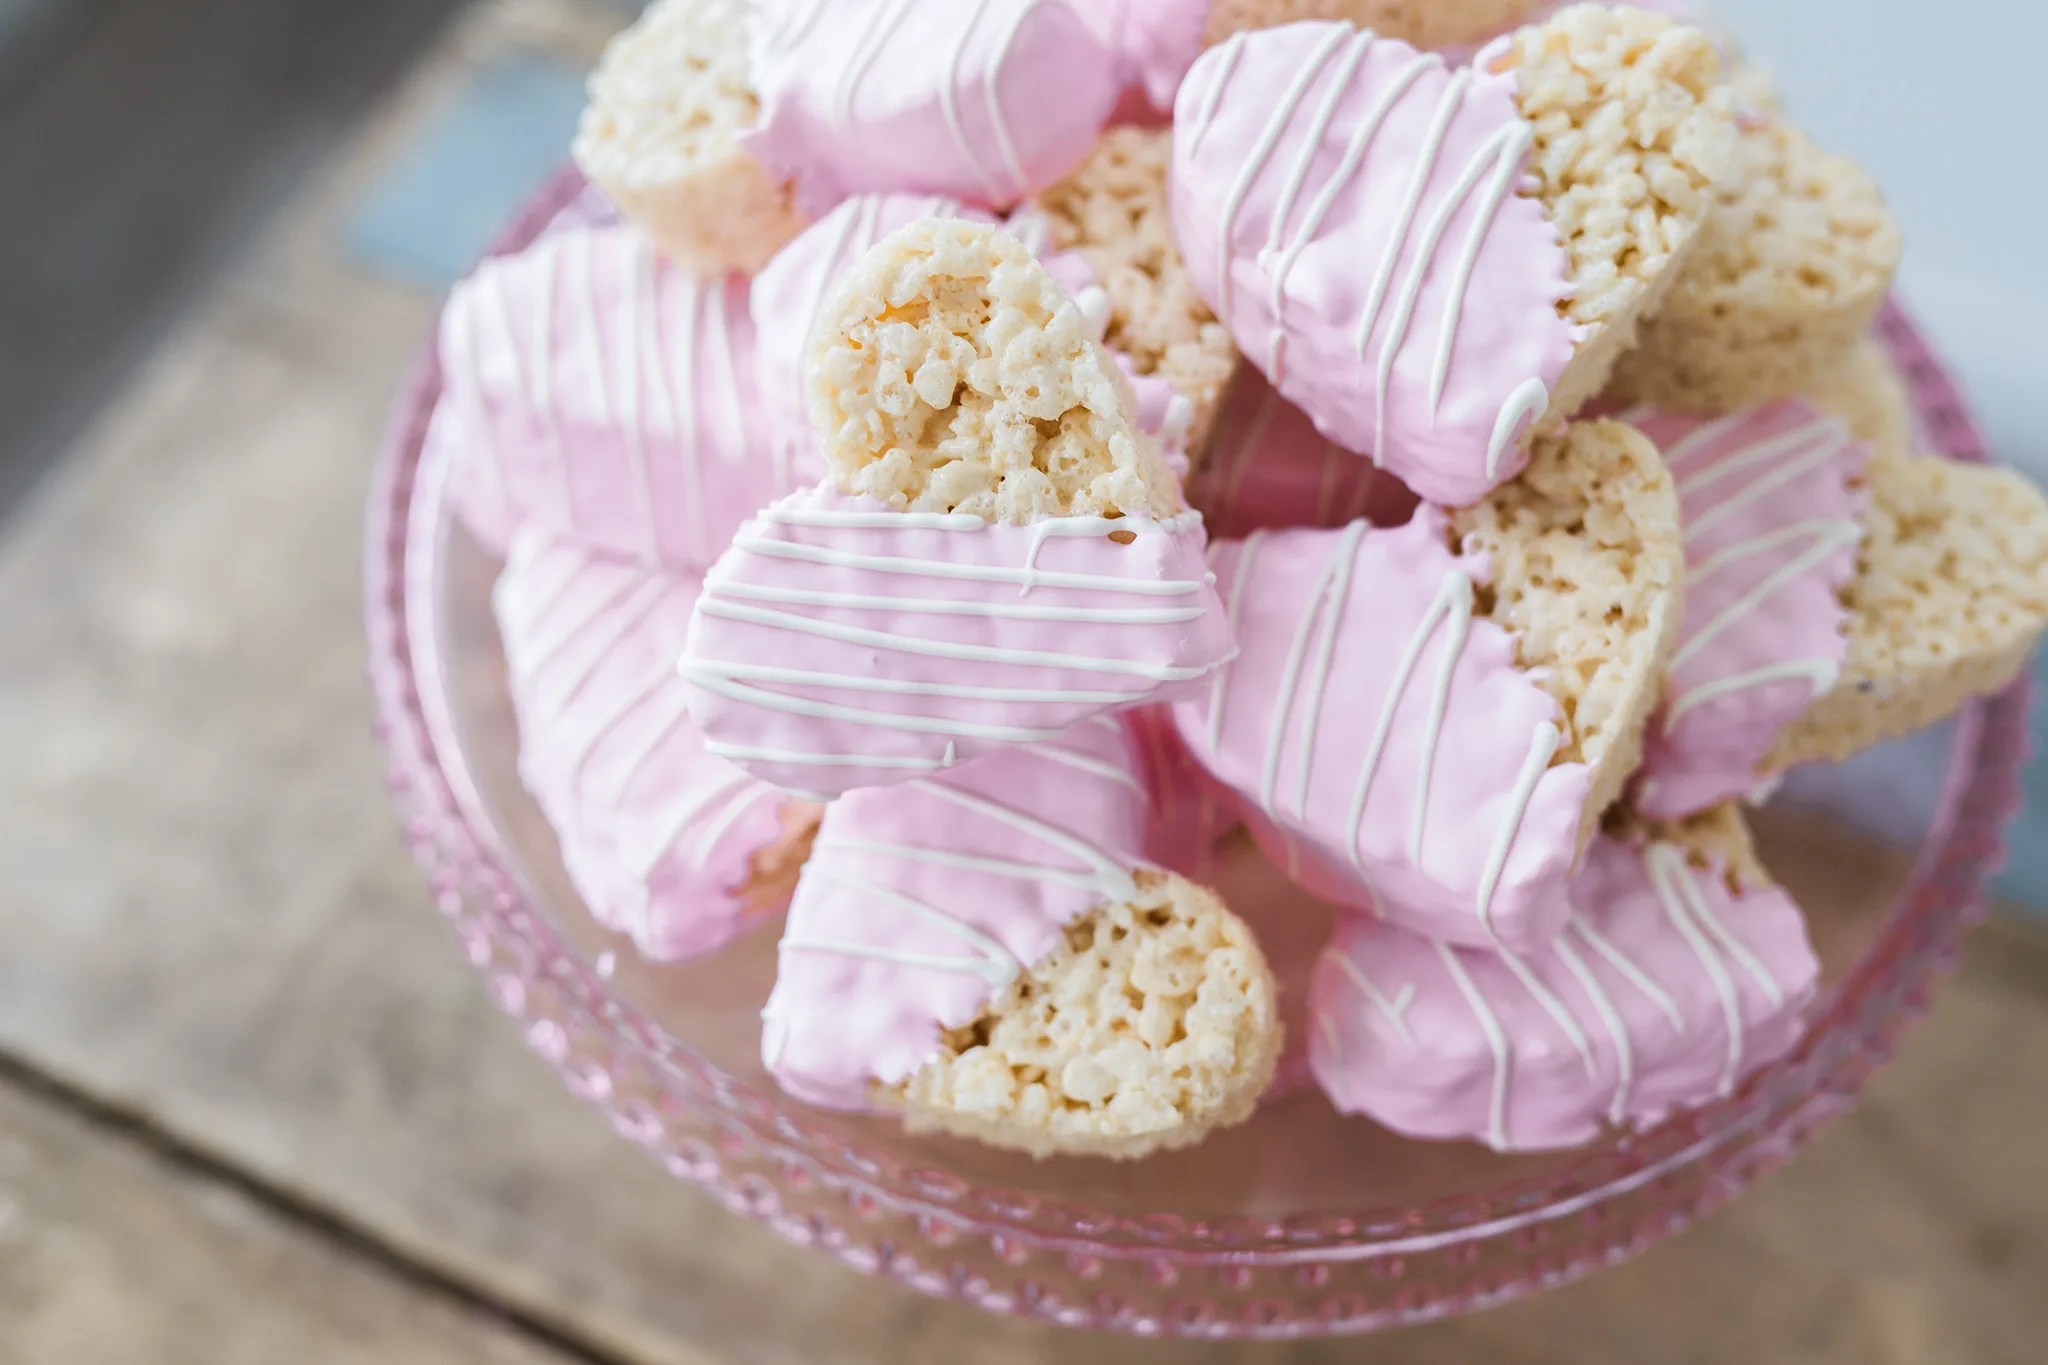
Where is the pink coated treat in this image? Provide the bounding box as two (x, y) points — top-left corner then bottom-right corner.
(1064, 0), (1211, 112)
(1170, 24), (1582, 505)
(1631, 403), (1867, 820)
(1172, 512), (1590, 952)
(1125, 703), (1245, 878)
(429, 395), (513, 557)
(681, 484), (1237, 800)
(439, 224), (802, 572)
(1186, 369), (1421, 540)
(493, 533), (813, 962)
(760, 718), (1152, 1109)
(1309, 828), (1820, 1151)
(743, 0), (1121, 217)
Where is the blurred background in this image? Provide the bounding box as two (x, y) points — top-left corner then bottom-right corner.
(0, 1), (2042, 1362)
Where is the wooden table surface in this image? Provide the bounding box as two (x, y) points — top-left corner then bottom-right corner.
(1, 5), (2044, 1362)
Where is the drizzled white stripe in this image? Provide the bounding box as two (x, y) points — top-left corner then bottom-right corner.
(734, 536), (1206, 596)
(708, 578), (1206, 623)
(685, 659), (1139, 706)
(694, 598), (1215, 680)
(685, 670), (1070, 743)
(1323, 949), (1418, 1049)
(1435, 939), (1513, 1150)
(1553, 935), (1636, 1126)
(1343, 568), (1474, 871)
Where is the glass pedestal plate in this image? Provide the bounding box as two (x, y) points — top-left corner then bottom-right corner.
(365, 170), (2028, 1338)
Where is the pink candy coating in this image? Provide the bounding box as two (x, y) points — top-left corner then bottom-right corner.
(744, 0), (1121, 216)
(440, 225), (801, 572)
(1309, 829), (1819, 1151)
(1185, 369), (1421, 540)
(1172, 511), (1590, 952)
(1171, 24), (1583, 505)
(1630, 402), (1867, 820)
(681, 485), (1236, 800)
(761, 718), (1152, 1109)
(493, 533), (806, 962)
(1063, 0), (1211, 112)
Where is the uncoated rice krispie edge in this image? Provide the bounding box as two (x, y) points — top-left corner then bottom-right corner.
(1500, 2), (1739, 420)
(807, 218), (1184, 522)
(894, 870), (1281, 1160)
(1034, 127), (1241, 469)
(1452, 416), (1686, 837)
(572, 0), (807, 274)
(1766, 453), (2048, 768)
(1603, 117), (1901, 414)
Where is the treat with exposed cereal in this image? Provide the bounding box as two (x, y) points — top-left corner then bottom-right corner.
(1170, 5), (1734, 504)
(680, 220), (1235, 800)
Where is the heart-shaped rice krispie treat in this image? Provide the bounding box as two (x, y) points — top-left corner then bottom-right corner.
(762, 719), (1279, 1159)
(1175, 418), (1682, 951)
(681, 219), (1235, 799)
(1628, 401), (1869, 820)
(1310, 803), (1818, 1151)
(1171, 4), (1735, 504)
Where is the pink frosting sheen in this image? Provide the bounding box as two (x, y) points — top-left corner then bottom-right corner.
(760, 718), (1152, 1109)
(681, 484), (1236, 799)
(742, 0), (1120, 216)
(492, 533), (802, 962)
(1061, 0), (1211, 111)
(1308, 830), (1820, 1151)
(1125, 703), (1245, 878)
(1171, 511), (1590, 952)
(430, 395), (514, 557)
(1630, 402), (1867, 820)
(1185, 369), (1421, 540)
(1170, 24), (1584, 505)
(439, 224), (810, 572)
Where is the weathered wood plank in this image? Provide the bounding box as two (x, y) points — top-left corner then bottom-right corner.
(0, 1074), (578, 1365)
(0, 4), (2039, 1362)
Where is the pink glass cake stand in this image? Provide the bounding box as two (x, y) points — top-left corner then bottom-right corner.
(365, 170), (2029, 1339)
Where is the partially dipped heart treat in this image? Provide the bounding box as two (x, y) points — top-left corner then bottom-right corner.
(680, 219), (1234, 799)
(429, 1), (2048, 1162)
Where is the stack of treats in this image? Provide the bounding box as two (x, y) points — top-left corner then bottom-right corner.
(433, 0), (2048, 1159)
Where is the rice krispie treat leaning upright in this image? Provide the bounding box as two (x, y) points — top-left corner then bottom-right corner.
(1171, 4), (1735, 505)
(1034, 128), (1242, 468)
(1174, 418), (1684, 952)
(1627, 402), (1870, 821)
(1764, 452), (2048, 768)
(763, 719), (1280, 1159)
(681, 219), (1236, 800)
(1603, 114), (1901, 414)
(572, 0), (807, 274)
